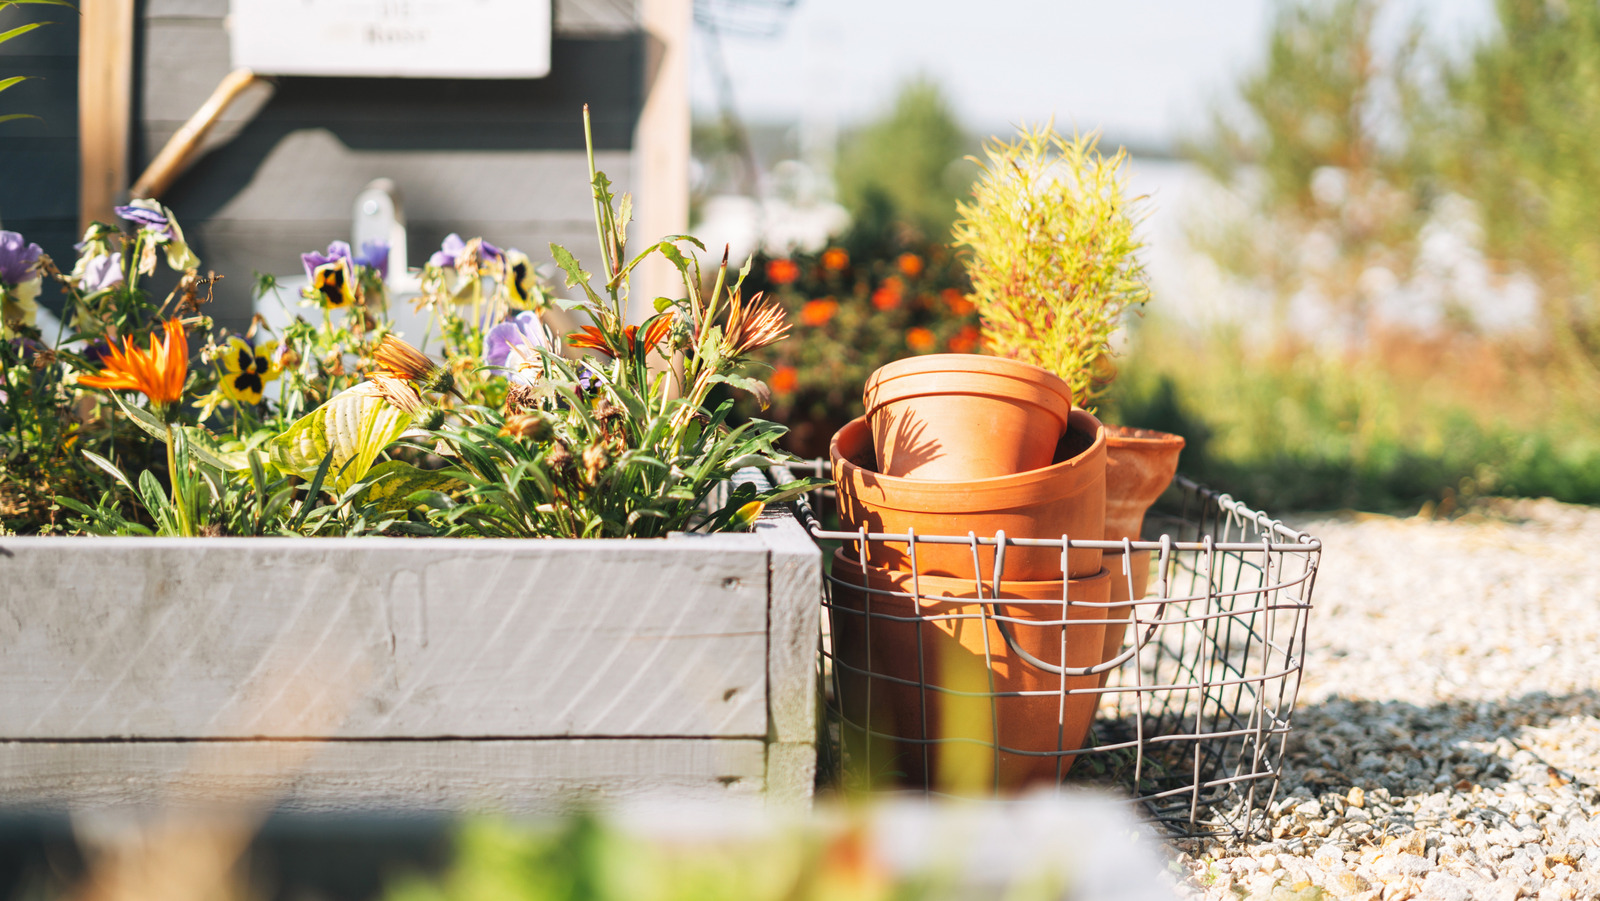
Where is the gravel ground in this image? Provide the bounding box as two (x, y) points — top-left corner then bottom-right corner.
(1174, 499), (1600, 900)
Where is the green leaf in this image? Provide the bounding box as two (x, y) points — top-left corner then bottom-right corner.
(110, 393), (169, 442)
(0, 21), (47, 46)
(81, 449), (135, 493)
(652, 296), (675, 313)
(549, 242), (603, 305)
(266, 381), (411, 494)
(0, 113), (39, 124)
(0, 76), (27, 95)
(355, 461), (462, 514)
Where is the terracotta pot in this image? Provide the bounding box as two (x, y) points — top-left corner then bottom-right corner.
(1103, 425), (1185, 542)
(829, 548), (1109, 792)
(863, 354), (1073, 480)
(1097, 549), (1152, 688)
(832, 409), (1105, 581)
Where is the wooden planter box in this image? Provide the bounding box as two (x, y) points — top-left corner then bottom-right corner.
(0, 508), (820, 815)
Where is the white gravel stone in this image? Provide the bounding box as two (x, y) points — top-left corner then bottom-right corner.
(1174, 500), (1600, 899)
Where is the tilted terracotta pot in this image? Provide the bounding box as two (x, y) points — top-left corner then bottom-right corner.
(863, 354), (1074, 481)
(832, 409), (1105, 581)
(829, 549), (1109, 792)
(1103, 425), (1185, 542)
(1097, 549), (1152, 688)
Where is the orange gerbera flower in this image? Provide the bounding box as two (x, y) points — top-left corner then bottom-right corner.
(906, 327), (936, 352)
(79, 318), (189, 408)
(821, 247), (849, 272)
(800, 298), (839, 326)
(626, 316), (673, 354)
(567, 325), (615, 358)
(897, 253), (924, 278)
(765, 258), (800, 286)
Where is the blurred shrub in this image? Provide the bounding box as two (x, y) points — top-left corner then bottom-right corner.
(1185, 0), (1434, 339)
(1108, 319), (1600, 512)
(742, 233), (980, 459)
(1443, 0), (1600, 363)
(834, 78), (974, 241)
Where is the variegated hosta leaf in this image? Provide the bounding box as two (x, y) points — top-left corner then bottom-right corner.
(267, 381), (410, 493)
(356, 460), (461, 514)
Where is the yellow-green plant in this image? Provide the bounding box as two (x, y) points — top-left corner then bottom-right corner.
(951, 123), (1150, 406)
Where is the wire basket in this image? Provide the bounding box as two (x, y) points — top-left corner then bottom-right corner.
(782, 462), (1320, 839)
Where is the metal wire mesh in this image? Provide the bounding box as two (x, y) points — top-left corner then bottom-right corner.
(779, 460), (1320, 839)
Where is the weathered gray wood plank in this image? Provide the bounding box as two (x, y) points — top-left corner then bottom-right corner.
(754, 504), (821, 804)
(0, 537), (768, 740)
(0, 739), (765, 813)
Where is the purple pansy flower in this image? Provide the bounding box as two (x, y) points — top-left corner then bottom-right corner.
(429, 233), (467, 269)
(479, 239), (504, 264)
(484, 311), (551, 387)
(0, 231), (43, 286)
(114, 202), (173, 241)
(301, 241), (353, 281)
(79, 252), (124, 293)
(354, 240), (389, 279)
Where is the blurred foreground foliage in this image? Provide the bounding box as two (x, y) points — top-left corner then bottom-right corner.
(1164, 0), (1600, 511)
(385, 815), (1066, 901)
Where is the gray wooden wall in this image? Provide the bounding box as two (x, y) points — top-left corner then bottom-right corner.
(0, 2), (79, 277)
(1, 0), (651, 333)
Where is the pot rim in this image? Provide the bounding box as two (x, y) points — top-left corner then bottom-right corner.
(1103, 423), (1186, 451)
(832, 409), (1106, 512)
(863, 354), (1074, 423)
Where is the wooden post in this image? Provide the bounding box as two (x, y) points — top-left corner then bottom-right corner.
(78, 0), (135, 231)
(631, 0), (691, 322)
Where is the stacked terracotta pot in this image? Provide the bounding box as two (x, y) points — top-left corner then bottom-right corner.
(829, 354), (1183, 791)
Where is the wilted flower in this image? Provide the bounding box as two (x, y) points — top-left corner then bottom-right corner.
(216, 336), (282, 405)
(353, 240), (389, 280)
(366, 372), (423, 415)
(78, 318), (190, 411)
(722, 290), (790, 356)
(499, 413), (550, 440)
(373, 335), (458, 397)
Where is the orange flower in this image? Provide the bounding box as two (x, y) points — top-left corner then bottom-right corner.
(79, 318), (189, 408)
(766, 258), (800, 286)
(821, 247), (849, 272)
(799, 298), (839, 326)
(947, 324), (981, 354)
(770, 364), (798, 394)
(942, 287), (976, 316)
(567, 324), (614, 358)
(897, 253), (924, 278)
(871, 276), (904, 312)
(906, 327), (936, 352)
(626, 316), (673, 355)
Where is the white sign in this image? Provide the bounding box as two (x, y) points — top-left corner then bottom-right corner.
(229, 0), (551, 79)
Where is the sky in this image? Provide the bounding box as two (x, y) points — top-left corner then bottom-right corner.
(691, 0), (1497, 147)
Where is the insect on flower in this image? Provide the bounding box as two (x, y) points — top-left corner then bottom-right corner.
(79, 318), (190, 412)
(216, 336), (282, 405)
